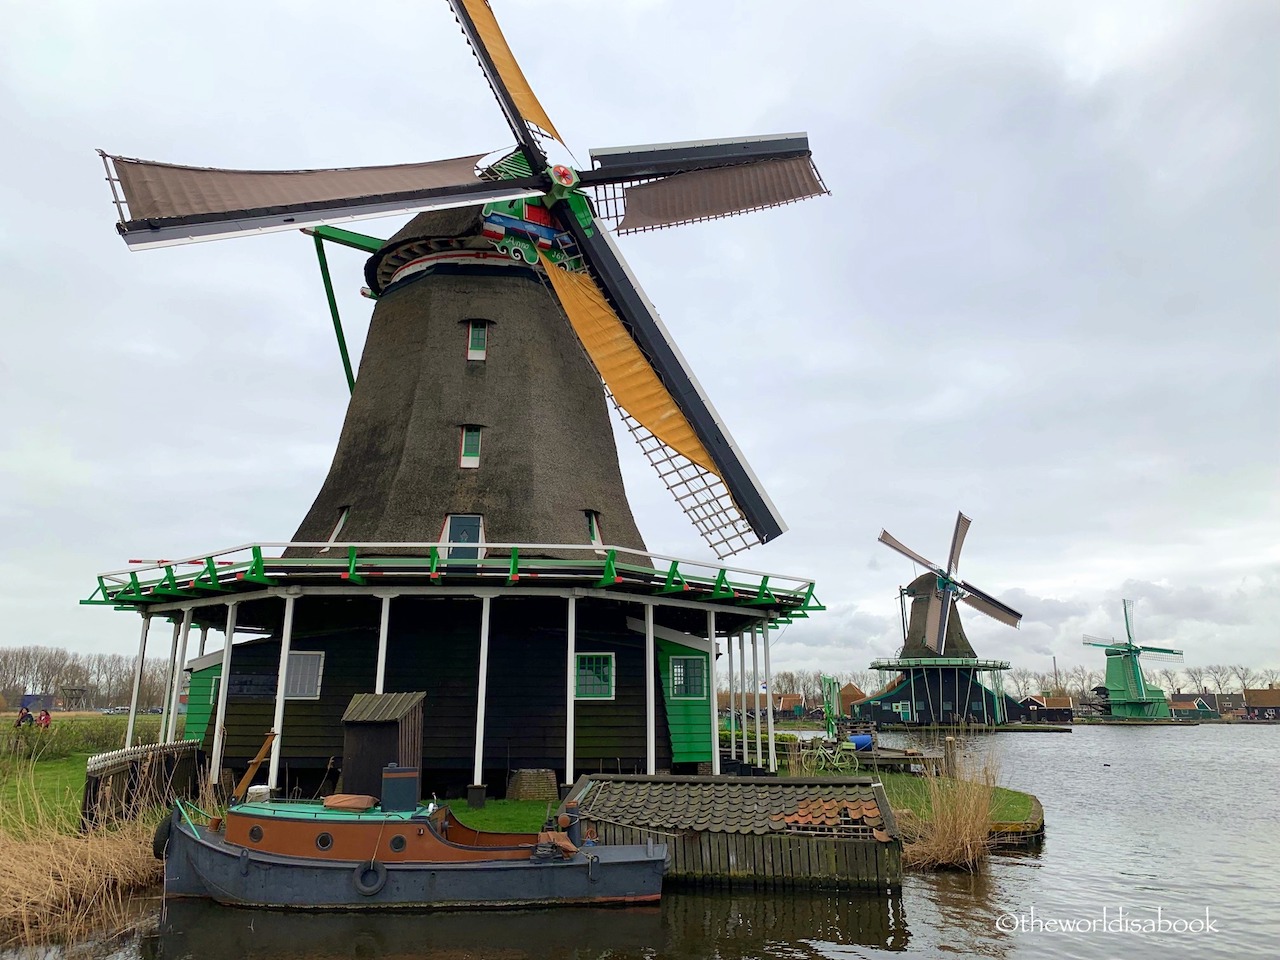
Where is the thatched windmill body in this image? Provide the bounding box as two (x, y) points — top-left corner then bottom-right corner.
(856, 513), (1028, 727)
(89, 1), (828, 797)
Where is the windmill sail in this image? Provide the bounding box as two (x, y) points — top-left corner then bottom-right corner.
(449, 0), (562, 150)
(102, 153), (542, 250)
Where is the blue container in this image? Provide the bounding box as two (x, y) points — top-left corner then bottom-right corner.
(847, 734), (873, 751)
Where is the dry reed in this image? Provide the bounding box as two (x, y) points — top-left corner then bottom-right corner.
(899, 756), (998, 872)
(0, 760), (165, 948)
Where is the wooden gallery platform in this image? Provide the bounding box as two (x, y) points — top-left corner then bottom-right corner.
(562, 774), (901, 889)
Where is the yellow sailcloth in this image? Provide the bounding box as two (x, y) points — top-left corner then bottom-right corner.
(460, 0), (563, 144)
(540, 256), (718, 476)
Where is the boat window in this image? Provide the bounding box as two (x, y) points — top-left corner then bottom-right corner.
(671, 656), (707, 699)
(575, 653), (615, 700)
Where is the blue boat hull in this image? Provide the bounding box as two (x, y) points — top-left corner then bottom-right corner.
(164, 812), (666, 910)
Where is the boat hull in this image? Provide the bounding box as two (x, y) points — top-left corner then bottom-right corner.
(164, 810), (666, 910)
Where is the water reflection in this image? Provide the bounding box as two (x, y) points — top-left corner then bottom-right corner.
(145, 889), (911, 960)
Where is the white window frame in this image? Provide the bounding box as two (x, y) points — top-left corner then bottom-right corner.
(574, 652), (615, 701)
(467, 319), (488, 361)
(319, 505), (350, 554)
(284, 651), (325, 700)
(459, 426), (482, 468)
(670, 655), (707, 700)
(442, 514), (486, 560)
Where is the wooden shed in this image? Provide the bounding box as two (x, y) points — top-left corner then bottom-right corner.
(341, 691), (425, 798)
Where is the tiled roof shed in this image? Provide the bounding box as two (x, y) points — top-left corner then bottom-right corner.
(563, 774), (901, 889)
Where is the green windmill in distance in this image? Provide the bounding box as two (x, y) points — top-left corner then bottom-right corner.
(1083, 599), (1184, 719)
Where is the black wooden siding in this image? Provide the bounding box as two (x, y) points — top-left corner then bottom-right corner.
(211, 595), (670, 794)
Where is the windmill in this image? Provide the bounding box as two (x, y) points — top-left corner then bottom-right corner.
(857, 513), (1026, 726)
(95, 0), (828, 560)
(88, 1), (828, 795)
(1083, 599), (1184, 719)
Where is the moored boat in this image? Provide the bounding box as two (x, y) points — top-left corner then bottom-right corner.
(158, 796), (665, 910)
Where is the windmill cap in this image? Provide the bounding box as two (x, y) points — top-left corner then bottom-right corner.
(365, 207), (489, 295)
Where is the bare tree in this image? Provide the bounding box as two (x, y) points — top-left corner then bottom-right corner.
(1184, 664), (1208, 694)
(1008, 668), (1034, 699)
(1156, 667), (1182, 694)
(1205, 664), (1232, 698)
(1230, 664), (1257, 694)
(1066, 664), (1091, 700)
(1260, 667), (1280, 686)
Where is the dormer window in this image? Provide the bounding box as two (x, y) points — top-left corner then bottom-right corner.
(460, 426), (482, 468)
(467, 319), (488, 361)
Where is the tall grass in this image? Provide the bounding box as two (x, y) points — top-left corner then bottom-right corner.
(898, 757), (998, 872)
(0, 759), (165, 948)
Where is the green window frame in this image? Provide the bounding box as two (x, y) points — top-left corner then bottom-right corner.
(467, 320), (488, 360)
(460, 426), (482, 467)
(585, 510), (601, 545)
(670, 656), (707, 699)
(575, 653), (615, 700)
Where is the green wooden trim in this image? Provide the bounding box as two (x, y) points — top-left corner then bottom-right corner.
(239, 546), (276, 585)
(710, 569), (736, 599)
(657, 560), (690, 595)
(310, 224), (385, 254)
(342, 546), (366, 585)
(594, 550), (621, 587)
(313, 234), (355, 394)
(507, 548), (521, 584)
(741, 576), (778, 607)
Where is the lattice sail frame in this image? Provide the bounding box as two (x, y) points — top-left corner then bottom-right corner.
(607, 385), (760, 558)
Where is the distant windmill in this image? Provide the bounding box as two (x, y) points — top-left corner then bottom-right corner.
(878, 512), (1022, 656)
(859, 512), (1026, 727)
(1083, 599), (1184, 719)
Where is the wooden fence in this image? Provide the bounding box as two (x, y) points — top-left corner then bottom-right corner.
(81, 739), (201, 829)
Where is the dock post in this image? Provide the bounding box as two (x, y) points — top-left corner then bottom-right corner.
(944, 736), (956, 778)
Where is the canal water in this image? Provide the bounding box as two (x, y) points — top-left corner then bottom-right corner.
(39, 725), (1280, 959)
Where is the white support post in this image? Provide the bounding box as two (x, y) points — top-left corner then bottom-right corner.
(726, 626), (736, 760)
(164, 609), (193, 743)
(375, 595), (392, 694)
(707, 611), (720, 775)
(268, 596), (297, 793)
(763, 619), (777, 773)
(737, 633), (747, 765)
(197, 625), (209, 658)
(645, 603), (656, 775)
(157, 617), (182, 746)
(125, 615), (151, 749)
(210, 602), (238, 787)
(747, 627), (757, 773)
(565, 597), (576, 786)
(471, 596), (492, 787)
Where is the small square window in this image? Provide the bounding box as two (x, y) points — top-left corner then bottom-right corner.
(460, 426), (482, 468)
(284, 651), (324, 700)
(671, 656), (706, 699)
(575, 653), (614, 700)
(467, 320), (488, 360)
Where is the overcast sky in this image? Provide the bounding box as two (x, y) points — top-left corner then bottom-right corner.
(1, 1), (1275, 679)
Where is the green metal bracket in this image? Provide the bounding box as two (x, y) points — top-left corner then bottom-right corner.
(150, 566), (195, 600)
(237, 546), (276, 586)
(506, 548), (521, 584)
(80, 580), (116, 606)
(657, 560), (690, 595)
(113, 571), (151, 604)
(710, 569), (737, 600)
(342, 546), (366, 585)
(785, 608), (809, 619)
(309, 224), (385, 254)
(313, 233), (356, 395)
(428, 546), (442, 581)
(594, 550), (622, 588)
(190, 557), (230, 593)
(797, 583), (826, 613)
(742, 576), (778, 607)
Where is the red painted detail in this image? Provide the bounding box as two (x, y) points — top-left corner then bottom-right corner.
(429, 572), (440, 579)
(340, 573), (350, 580)
(509, 574), (520, 582)
(614, 577), (624, 584)
(235, 572), (246, 580)
(550, 165), (575, 187)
